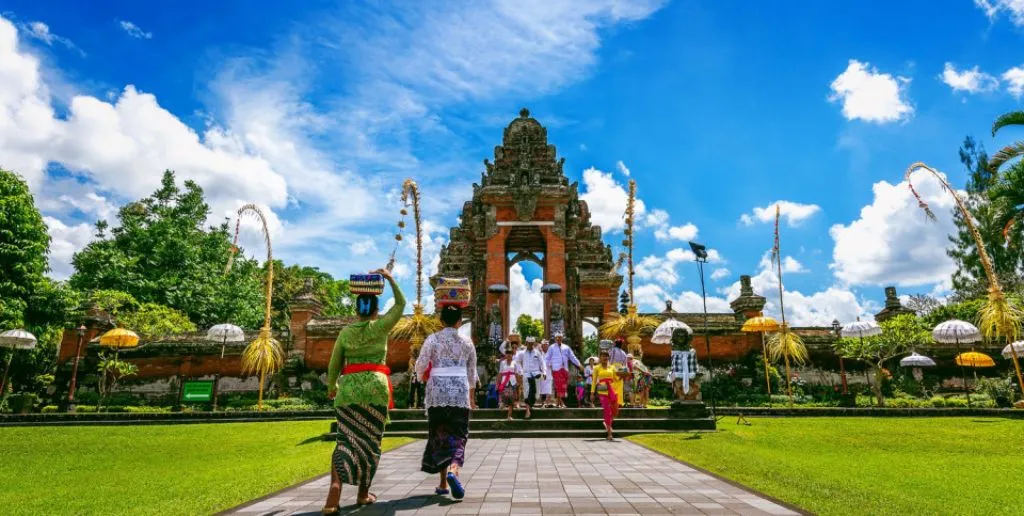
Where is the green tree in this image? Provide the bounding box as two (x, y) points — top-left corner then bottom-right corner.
(515, 314), (544, 340)
(833, 314), (931, 407)
(0, 169), (81, 396)
(70, 171), (265, 329)
(269, 262), (355, 329)
(947, 137), (1023, 299)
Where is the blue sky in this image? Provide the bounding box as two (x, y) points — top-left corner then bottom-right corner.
(3, 1), (1024, 330)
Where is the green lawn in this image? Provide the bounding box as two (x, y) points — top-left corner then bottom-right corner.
(630, 417), (1023, 516)
(0, 421), (414, 515)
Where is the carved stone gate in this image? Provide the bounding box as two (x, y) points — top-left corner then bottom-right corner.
(432, 109), (622, 352)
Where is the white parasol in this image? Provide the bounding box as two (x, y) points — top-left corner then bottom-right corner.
(0, 329), (38, 350)
(1002, 341), (1024, 360)
(840, 319), (882, 339)
(651, 318), (692, 345)
(899, 352), (936, 368)
(931, 320), (982, 344)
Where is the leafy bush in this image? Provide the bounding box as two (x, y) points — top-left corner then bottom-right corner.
(976, 377), (1017, 407)
(7, 393), (39, 413)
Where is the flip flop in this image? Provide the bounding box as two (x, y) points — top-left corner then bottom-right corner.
(447, 472), (465, 500)
(356, 493), (377, 506)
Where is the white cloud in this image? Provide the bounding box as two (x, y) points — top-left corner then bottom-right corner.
(18, 21), (82, 54)
(509, 263), (543, 325)
(349, 238), (378, 256)
(643, 208), (698, 242)
(975, 0), (1024, 25)
(43, 216), (93, 279)
(828, 59), (912, 123)
(739, 200), (822, 227)
(710, 268), (731, 281)
(634, 247), (723, 287)
(615, 160), (631, 177)
(829, 167), (959, 287)
(119, 20), (152, 40)
(579, 166), (646, 234)
(940, 63), (999, 94)
(1003, 66), (1024, 98)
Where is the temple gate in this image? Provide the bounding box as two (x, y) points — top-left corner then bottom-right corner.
(432, 108), (623, 353)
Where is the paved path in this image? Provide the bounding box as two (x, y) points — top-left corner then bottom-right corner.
(227, 439), (801, 515)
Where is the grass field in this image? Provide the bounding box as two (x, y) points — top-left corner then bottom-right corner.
(630, 417), (1023, 516)
(0, 421), (414, 515)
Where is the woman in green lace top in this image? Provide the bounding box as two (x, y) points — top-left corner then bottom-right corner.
(322, 269), (404, 512)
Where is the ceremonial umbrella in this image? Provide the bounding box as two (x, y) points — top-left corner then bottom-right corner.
(742, 316), (780, 400)
(652, 318), (692, 345)
(1003, 341), (1024, 360)
(840, 319), (882, 339)
(0, 329), (37, 395)
(932, 320), (982, 406)
(956, 351), (995, 368)
(900, 352), (936, 382)
(206, 324), (245, 411)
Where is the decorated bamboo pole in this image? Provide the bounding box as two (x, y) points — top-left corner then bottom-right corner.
(905, 162), (1024, 395)
(391, 179), (441, 372)
(769, 205), (808, 407)
(226, 204), (283, 411)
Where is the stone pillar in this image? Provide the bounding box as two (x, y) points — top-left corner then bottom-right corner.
(542, 226), (567, 337)
(485, 227), (510, 332)
(288, 279), (322, 362)
(874, 286), (914, 323)
(729, 275), (767, 320)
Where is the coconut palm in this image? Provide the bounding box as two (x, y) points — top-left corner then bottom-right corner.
(390, 179), (441, 370)
(989, 110), (1024, 173)
(226, 204), (283, 411)
(766, 205), (808, 407)
(906, 162), (1024, 396)
(600, 180), (661, 356)
(989, 112), (1024, 244)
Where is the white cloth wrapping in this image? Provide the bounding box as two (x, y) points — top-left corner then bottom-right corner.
(669, 349), (698, 394)
(415, 327), (478, 409)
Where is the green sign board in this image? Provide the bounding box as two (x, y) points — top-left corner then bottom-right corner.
(183, 380), (214, 402)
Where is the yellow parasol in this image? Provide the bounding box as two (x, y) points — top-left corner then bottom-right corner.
(955, 351), (995, 368)
(99, 328), (140, 349)
(741, 316), (779, 403)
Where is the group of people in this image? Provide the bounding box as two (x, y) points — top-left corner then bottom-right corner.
(494, 335), (653, 439)
(322, 269), (478, 512)
(318, 268), (656, 511)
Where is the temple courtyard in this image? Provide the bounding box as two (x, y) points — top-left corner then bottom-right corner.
(3, 417), (1019, 515)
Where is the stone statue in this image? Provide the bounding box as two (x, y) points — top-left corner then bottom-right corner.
(669, 328), (700, 401)
(549, 302), (566, 337)
(487, 303), (503, 354)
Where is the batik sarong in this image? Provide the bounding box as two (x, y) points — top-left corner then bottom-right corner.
(332, 404), (387, 488)
(552, 368), (570, 398)
(498, 371), (518, 407)
(421, 406), (470, 474)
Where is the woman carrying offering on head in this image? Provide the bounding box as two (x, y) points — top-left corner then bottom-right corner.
(591, 349), (621, 441)
(415, 281), (478, 500)
(323, 269), (404, 513)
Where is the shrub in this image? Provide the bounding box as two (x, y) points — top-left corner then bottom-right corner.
(8, 393), (39, 413)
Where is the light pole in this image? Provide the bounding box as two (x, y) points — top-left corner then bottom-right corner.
(689, 241), (715, 419)
(832, 319), (848, 396)
(67, 325), (87, 413)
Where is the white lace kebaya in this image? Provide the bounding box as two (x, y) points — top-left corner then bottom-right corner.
(415, 327), (479, 409)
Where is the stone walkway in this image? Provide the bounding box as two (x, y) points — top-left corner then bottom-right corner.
(226, 439), (802, 515)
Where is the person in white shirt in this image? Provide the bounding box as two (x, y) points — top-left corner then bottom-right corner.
(515, 336), (547, 419)
(583, 357), (596, 407)
(537, 340), (554, 406)
(545, 333), (582, 408)
(497, 347), (521, 421)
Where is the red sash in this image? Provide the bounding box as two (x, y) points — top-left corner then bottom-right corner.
(498, 370), (516, 393)
(598, 378), (618, 404)
(343, 364), (394, 409)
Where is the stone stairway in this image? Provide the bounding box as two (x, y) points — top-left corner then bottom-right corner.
(328, 402), (715, 439)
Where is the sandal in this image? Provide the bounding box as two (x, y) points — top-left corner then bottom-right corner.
(447, 472), (465, 500)
(356, 493), (377, 506)
(321, 506), (339, 515)
(434, 487), (450, 496)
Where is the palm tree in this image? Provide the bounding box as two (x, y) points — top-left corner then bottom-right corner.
(227, 204), (283, 411)
(989, 112), (1024, 243)
(765, 205), (808, 406)
(906, 162), (1024, 396)
(600, 180), (660, 356)
(390, 179), (441, 370)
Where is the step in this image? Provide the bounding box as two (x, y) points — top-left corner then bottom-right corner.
(387, 406), (708, 420)
(383, 417), (715, 432)
(326, 425), (716, 440)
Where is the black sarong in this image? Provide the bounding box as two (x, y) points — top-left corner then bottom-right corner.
(421, 406), (470, 474)
(332, 404), (387, 488)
